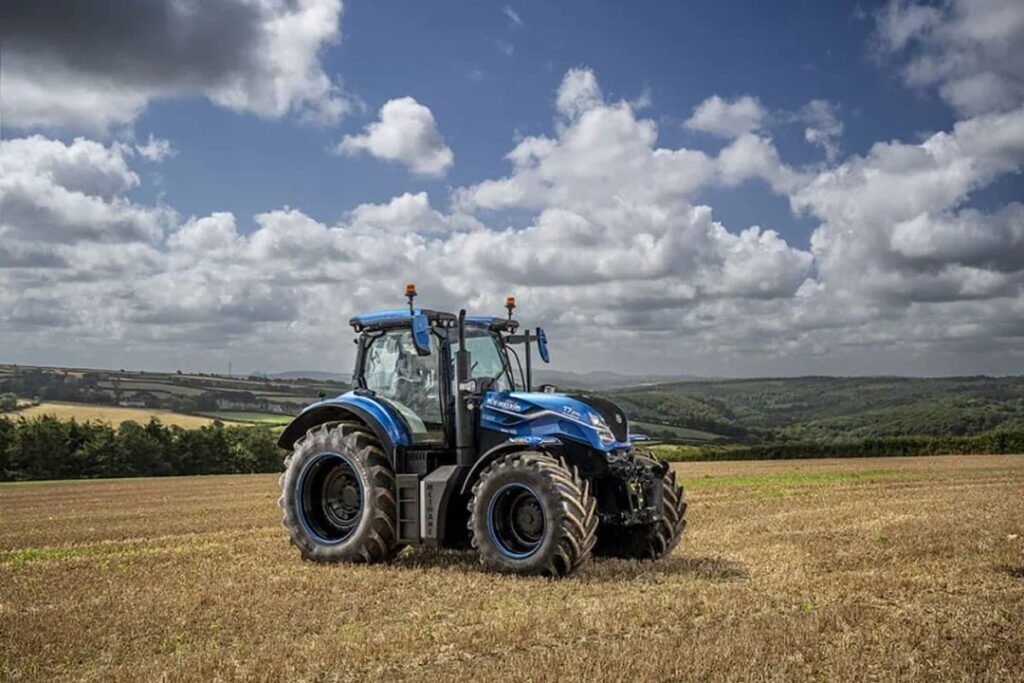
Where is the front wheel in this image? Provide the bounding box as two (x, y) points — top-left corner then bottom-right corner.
(469, 451), (597, 577)
(278, 422), (400, 563)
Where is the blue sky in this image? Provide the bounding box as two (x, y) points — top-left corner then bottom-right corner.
(132, 1), (968, 240)
(2, 0), (1023, 376)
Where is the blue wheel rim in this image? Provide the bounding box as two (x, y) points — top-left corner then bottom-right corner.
(487, 483), (546, 559)
(295, 452), (364, 545)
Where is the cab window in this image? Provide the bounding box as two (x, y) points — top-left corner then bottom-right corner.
(362, 329), (443, 441)
(451, 327), (513, 391)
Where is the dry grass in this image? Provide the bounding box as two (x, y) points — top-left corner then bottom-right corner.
(1, 454), (1022, 681)
(11, 402), (240, 428)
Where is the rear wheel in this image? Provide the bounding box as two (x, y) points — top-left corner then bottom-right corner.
(595, 455), (687, 560)
(278, 421), (400, 563)
(469, 451), (597, 577)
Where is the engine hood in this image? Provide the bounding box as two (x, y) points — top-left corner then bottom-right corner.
(480, 391), (630, 451)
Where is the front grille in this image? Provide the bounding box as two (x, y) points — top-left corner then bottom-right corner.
(571, 394), (629, 443)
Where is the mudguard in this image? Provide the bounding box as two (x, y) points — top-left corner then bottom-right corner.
(459, 435), (563, 496)
(277, 392), (411, 455)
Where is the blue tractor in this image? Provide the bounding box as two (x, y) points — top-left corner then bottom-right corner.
(277, 285), (686, 577)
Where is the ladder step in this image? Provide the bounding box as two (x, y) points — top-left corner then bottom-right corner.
(396, 474), (421, 544)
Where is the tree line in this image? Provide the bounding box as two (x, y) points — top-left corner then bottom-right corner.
(655, 430), (1024, 462)
(0, 415), (282, 482)
(2, 413), (1021, 482)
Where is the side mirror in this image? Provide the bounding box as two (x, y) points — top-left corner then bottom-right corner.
(536, 327), (550, 363)
(411, 314), (431, 356)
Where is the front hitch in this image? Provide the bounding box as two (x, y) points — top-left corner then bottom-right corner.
(600, 456), (666, 526)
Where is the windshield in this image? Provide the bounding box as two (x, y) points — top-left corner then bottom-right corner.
(450, 327), (513, 391)
(362, 329), (443, 441)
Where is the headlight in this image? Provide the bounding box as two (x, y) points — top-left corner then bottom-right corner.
(588, 411), (615, 445)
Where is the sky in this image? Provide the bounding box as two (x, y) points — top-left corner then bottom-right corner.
(1, 0), (1023, 378)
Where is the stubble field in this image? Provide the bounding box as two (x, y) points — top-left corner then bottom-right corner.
(1, 455), (1022, 681)
(11, 402), (241, 428)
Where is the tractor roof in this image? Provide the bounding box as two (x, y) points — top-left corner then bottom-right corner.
(349, 309), (518, 333)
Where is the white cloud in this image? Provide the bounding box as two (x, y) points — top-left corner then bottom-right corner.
(458, 71), (801, 214)
(2, 0), (352, 132)
(338, 97), (454, 177)
(555, 68), (604, 119)
(3, 67), (1023, 375)
(684, 95), (767, 138)
(798, 100), (844, 162)
(0, 136), (167, 245)
(135, 135), (177, 163)
(503, 6), (524, 27)
(493, 39), (515, 57)
(796, 106), (1024, 305)
(874, 0), (1024, 115)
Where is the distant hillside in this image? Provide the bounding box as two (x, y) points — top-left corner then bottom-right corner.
(4, 364), (1022, 449)
(0, 365), (350, 417)
(267, 371), (351, 382)
(534, 369), (709, 390)
(610, 376), (1024, 443)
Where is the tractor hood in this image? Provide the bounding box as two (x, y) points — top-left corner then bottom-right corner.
(480, 391), (631, 451)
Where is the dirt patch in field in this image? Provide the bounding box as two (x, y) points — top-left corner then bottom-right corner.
(1, 455), (1022, 681)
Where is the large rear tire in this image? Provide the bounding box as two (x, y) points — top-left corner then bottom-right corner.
(278, 421), (400, 563)
(595, 455), (687, 560)
(469, 451), (597, 577)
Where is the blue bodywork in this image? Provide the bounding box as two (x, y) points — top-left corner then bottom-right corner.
(284, 392), (411, 449)
(351, 308), (421, 326)
(480, 391), (629, 452)
(465, 315), (500, 327)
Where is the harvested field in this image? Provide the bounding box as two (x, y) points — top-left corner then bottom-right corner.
(11, 402), (240, 428)
(1, 455), (1022, 681)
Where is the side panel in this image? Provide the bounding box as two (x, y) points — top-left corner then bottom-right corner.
(420, 465), (465, 545)
(277, 392), (411, 452)
(479, 392), (630, 452)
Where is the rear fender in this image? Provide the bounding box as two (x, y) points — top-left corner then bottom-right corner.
(459, 436), (563, 496)
(277, 394), (410, 458)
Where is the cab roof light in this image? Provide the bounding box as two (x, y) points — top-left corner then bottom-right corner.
(406, 283), (417, 312)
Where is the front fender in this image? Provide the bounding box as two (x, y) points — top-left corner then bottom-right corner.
(458, 436), (563, 496)
(277, 393), (411, 454)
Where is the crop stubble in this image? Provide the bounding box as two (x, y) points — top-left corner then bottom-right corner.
(1, 455), (1022, 681)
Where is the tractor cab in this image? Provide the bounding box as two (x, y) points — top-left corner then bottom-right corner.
(276, 285), (686, 577)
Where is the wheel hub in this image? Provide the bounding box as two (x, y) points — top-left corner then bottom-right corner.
(298, 453), (363, 544)
(488, 484), (546, 558)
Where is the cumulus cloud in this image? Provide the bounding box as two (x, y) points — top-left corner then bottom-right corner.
(3, 66), (1023, 375)
(796, 106), (1024, 305)
(338, 97), (454, 177)
(135, 135), (177, 162)
(0, 136), (168, 244)
(1, 0), (351, 131)
(684, 95), (767, 138)
(798, 100), (844, 161)
(458, 70), (802, 213)
(874, 0), (1024, 115)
